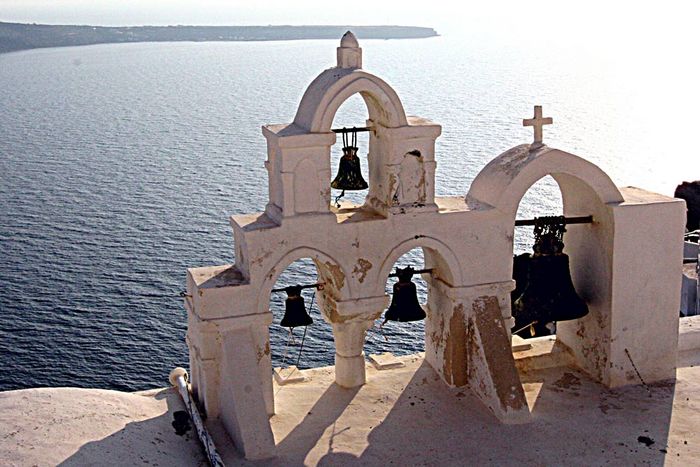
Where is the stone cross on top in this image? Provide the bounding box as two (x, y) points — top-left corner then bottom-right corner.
(523, 105), (553, 148)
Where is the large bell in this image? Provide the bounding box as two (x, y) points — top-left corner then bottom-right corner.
(331, 130), (368, 191)
(513, 224), (588, 336)
(384, 266), (426, 323)
(511, 252), (531, 303)
(280, 285), (313, 328)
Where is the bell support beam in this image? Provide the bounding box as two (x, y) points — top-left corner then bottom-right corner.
(388, 267), (433, 278)
(514, 215), (593, 226)
(331, 126), (371, 133)
(271, 282), (324, 293)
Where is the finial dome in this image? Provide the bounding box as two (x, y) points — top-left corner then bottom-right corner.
(337, 31), (362, 68)
(340, 31), (359, 48)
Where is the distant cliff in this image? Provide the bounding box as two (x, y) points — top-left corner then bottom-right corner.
(0, 22), (438, 54)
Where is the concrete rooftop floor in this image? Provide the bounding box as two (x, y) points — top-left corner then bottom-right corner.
(2, 341), (700, 466)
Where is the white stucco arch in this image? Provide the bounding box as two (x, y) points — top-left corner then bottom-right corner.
(257, 246), (353, 315)
(292, 68), (408, 133)
(375, 236), (463, 296)
(467, 145), (624, 218)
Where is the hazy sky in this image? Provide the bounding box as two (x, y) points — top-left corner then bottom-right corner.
(2, 1), (696, 66)
(0, 1), (694, 41)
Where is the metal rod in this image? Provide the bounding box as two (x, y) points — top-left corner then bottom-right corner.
(514, 215), (593, 227)
(169, 368), (225, 467)
(388, 268), (433, 278)
(331, 126), (372, 133)
(271, 282), (325, 293)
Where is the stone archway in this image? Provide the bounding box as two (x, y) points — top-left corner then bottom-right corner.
(466, 144), (628, 385)
(375, 236), (463, 295)
(467, 145), (624, 217)
(257, 246), (353, 316)
(293, 69), (408, 133)
(257, 31), (440, 221)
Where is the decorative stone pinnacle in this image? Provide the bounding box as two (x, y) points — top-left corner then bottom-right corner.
(340, 30), (359, 48)
(337, 31), (362, 69)
(523, 105), (553, 148)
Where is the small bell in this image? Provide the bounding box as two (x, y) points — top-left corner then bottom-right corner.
(512, 218), (588, 337)
(384, 266), (426, 323)
(280, 285), (313, 328)
(330, 129), (368, 192)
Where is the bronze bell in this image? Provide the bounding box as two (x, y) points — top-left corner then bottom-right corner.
(384, 266), (426, 323)
(331, 129), (368, 191)
(513, 219), (588, 336)
(280, 285), (313, 328)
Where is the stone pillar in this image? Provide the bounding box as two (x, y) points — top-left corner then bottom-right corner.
(185, 302), (222, 418)
(216, 314), (276, 460)
(557, 186), (686, 388)
(320, 294), (389, 388)
(261, 126), (336, 223)
(425, 280), (530, 424)
(332, 321), (374, 387)
(365, 120), (441, 216)
(185, 264), (277, 460)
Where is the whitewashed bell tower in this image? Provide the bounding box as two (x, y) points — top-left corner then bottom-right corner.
(262, 31), (440, 222)
(184, 32), (686, 460)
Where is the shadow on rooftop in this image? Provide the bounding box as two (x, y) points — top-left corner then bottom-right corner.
(307, 359), (676, 465)
(58, 388), (208, 467)
(275, 382), (360, 464)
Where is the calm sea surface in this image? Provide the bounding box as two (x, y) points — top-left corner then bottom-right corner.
(0, 36), (693, 391)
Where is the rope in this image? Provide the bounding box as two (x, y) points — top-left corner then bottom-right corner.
(624, 348), (652, 395)
(294, 292), (315, 368)
(280, 327), (295, 367)
(365, 319), (390, 346)
(334, 189), (345, 208)
(295, 326), (308, 368)
(512, 320), (539, 335)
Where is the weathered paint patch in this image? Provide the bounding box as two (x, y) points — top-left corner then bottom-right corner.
(473, 295), (527, 411)
(352, 258), (373, 283)
(324, 261), (346, 291)
(443, 303), (468, 387)
(256, 341), (271, 364)
(388, 173), (399, 206)
(250, 249), (273, 268)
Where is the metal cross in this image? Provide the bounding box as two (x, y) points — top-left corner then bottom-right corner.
(523, 105), (553, 147)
